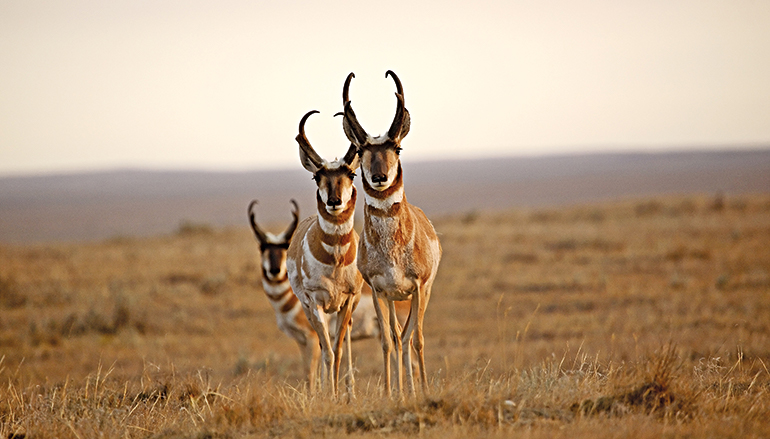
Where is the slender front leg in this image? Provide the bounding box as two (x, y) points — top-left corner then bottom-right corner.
(400, 290), (419, 397)
(371, 288), (394, 397)
(344, 315), (354, 399)
(333, 297), (355, 399)
(388, 300), (404, 398)
(414, 282), (432, 394)
(303, 303), (335, 396)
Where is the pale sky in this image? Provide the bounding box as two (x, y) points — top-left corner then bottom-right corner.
(1, 0), (769, 176)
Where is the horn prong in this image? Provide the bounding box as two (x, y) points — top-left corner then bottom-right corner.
(341, 99), (369, 146)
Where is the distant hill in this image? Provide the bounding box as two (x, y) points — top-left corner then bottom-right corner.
(1, 149), (768, 243)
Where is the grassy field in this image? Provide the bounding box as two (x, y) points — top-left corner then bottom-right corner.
(1, 194), (769, 438)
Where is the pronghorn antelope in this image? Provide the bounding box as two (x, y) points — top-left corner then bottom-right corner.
(247, 199), (398, 390)
(338, 71), (442, 397)
(285, 110), (364, 397)
(247, 199), (320, 387)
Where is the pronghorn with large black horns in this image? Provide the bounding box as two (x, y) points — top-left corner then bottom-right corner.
(247, 199), (321, 389)
(338, 70), (442, 398)
(286, 110), (364, 398)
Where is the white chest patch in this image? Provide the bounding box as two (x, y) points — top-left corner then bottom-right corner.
(364, 187), (404, 211)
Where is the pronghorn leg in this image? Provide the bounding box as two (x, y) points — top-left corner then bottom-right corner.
(388, 300), (404, 398)
(371, 288), (394, 397)
(345, 293), (361, 398)
(333, 297), (355, 399)
(400, 292), (420, 397)
(414, 283), (432, 394)
(344, 316), (354, 399)
(304, 303), (335, 396)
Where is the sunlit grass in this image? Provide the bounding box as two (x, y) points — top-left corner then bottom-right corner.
(1, 194), (769, 437)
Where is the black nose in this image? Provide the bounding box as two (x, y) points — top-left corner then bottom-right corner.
(372, 173), (387, 183)
(327, 197), (341, 208)
(269, 266), (280, 276)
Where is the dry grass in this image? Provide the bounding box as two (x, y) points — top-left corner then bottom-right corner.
(1, 194), (769, 438)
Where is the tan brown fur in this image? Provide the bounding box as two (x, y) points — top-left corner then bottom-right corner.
(286, 110), (364, 398)
(339, 71), (442, 397)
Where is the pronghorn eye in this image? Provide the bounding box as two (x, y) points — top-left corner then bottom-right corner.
(312, 174), (320, 183)
(395, 147), (402, 155)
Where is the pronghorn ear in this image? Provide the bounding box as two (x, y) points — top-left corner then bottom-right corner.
(280, 199), (300, 241)
(342, 144), (360, 170)
(247, 200), (268, 244)
(295, 110), (324, 173)
(298, 144), (323, 174)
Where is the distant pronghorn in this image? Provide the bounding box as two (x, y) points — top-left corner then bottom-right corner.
(247, 199), (319, 386)
(338, 71), (442, 397)
(247, 199), (394, 390)
(285, 110), (364, 397)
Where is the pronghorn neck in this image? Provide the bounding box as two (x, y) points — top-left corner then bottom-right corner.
(363, 162), (405, 216)
(311, 187), (357, 266)
(261, 273), (291, 299)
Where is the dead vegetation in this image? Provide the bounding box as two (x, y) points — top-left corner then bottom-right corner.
(1, 194), (769, 437)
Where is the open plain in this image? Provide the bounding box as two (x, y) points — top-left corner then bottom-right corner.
(1, 151), (769, 437)
(2, 194), (769, 437)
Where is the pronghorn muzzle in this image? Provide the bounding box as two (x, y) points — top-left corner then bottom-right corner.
(266, 248), (284, 277)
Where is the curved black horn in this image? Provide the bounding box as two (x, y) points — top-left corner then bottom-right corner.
(247, 199), (268, 243)
(296, 110), (324, 171)
(338, 72), (368, 146)
(386, 71), (411, 141)
(386, 70), (404, 96)
(342, 72), (355, 104)
(281, 199), (300, 241)
(297, 110), (320, 148)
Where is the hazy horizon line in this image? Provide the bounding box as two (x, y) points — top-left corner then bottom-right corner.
(3, 143), (769, 180)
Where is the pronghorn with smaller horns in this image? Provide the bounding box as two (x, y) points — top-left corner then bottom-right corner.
(286, 110), (364, 397)
(338, 70), (442, 398)
(247, 199), (320, 388)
